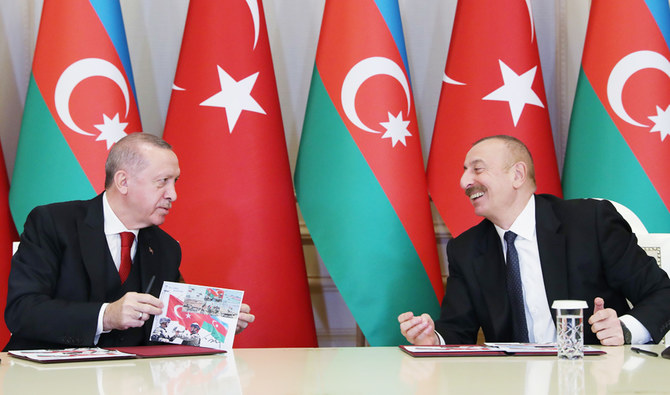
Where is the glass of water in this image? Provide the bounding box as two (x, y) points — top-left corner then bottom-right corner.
(552, 300), (588, 359)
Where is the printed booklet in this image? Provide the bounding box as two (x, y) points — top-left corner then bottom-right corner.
(149, 281), (244, 351)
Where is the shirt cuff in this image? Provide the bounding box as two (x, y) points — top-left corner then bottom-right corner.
(619, 314), (652, 344)
(95, 303), (111, 345)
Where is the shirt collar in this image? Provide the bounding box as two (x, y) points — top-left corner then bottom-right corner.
(103, 192), (138, 237)
(494, 194), (536, 242)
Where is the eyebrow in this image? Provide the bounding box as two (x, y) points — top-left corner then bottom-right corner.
(464, 159), (485, 169)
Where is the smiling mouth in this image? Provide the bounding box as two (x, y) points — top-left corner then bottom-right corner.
(465, 186), (486, 201)
(470, 191), (484, 201)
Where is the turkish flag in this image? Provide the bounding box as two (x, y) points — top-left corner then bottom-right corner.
(427, 0), (561, 237)
(162, 0), (317, 347)
(0, 141), (19, 348)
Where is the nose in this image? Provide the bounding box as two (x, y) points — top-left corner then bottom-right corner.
(459, 169), (472, 191)
(165, 181), (177, 202)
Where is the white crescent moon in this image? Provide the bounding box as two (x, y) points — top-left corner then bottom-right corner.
(245, 0), (260, 50)
(54, 58), (130, 136)
(443, 73), (465, 85)
(525, 0), (534, 43)
(341, 57), (411, 134)
(173, 304), (183, 320)
(607, 50), (670, 127)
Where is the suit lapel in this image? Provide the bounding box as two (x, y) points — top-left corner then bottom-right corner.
(472, 221), (511, 336)
(535, 195), (569, 317)
(137, 228), (161, 296)
(80, 194), (109, 301)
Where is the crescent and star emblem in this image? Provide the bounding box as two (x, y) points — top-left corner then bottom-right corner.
(341, 56), (413, 147)
(607, 50), (670, 141)
(179, 0), (265, 135)
(54, 58), (133, 149)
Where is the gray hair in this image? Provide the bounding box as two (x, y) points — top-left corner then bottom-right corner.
(104, 133), (172, 188)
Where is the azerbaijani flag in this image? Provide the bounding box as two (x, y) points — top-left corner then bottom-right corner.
(563, 0), (670, 232)
(294, 0), (443, 346)
(202, 317), (229, 343)
(10, 0), (141, 233)
(427, 0), (561, 237)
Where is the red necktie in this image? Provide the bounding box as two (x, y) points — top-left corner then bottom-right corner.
(119, 232), (135, 283)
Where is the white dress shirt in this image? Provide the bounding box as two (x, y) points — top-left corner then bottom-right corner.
(94, 192), (139, 343)
(494, 195), (555, 343)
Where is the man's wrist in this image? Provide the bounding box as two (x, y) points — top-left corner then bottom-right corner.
(620, 320), (632, 344)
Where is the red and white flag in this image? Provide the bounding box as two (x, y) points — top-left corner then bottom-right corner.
(162, 0), (317, 347)
(427, 0), (562, 236)
(0, 142), (19, 348)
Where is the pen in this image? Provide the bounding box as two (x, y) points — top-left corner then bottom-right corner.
(144, 275), (156, 294)
(631, 347), (658, 357)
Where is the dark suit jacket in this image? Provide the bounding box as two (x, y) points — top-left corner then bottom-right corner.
(436, 194), (670, 345)
(4, 194), (181, 350)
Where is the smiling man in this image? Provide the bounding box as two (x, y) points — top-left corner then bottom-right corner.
(399, 135), (670, 346)
(4, 133), (254, 350)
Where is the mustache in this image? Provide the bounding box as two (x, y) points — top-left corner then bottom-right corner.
(465, 185), (486, 198)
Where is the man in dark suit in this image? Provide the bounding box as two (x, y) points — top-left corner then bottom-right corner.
(399, 135), (670, 345)
(4, 133), (254, 350)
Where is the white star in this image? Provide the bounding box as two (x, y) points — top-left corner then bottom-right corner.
(379, 112), (412, 147)
(482, 60), (544, 126)
(648, 104), (670, 141)
(93, 113), (128, 149)
(200, 66), (266, 133)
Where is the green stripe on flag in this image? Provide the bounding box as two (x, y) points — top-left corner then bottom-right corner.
(202, 321), (226, 343)
(10, 75), (95, 234)
(295, 68), (440, 346)
(563, 68), (670, 232)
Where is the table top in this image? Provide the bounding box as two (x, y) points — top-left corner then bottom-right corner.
(1, 345), (669, 394)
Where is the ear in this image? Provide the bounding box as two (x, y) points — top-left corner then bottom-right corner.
(511, 161), (527, 189)
(113, 170), (130, 194)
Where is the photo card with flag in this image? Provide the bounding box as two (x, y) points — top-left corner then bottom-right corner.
(150, 281), (243, 351)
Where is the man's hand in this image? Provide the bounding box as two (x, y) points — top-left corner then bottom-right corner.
(236, 303), (255, 333)
(398, 312), (439, 345)
(103, 292), (164, 331)
(588, 297), (624, 346)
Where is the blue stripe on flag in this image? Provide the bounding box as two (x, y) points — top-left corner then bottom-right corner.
(645, 0), (670, 49)
(374, 0), (411, 81)
(89, 0), (138, 98)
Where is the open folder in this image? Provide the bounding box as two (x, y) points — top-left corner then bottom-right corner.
(400, 343), (606, 357)
(9, 345), (225, 363)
